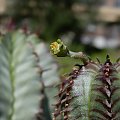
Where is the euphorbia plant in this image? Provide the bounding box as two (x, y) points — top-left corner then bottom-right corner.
(50, 40), (120, 120)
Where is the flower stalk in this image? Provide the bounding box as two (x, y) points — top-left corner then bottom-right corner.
(50, 39), (90, 64)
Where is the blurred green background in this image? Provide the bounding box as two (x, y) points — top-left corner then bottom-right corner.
(0, 0), (120, 73)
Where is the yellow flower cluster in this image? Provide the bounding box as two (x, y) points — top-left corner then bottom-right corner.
(50, 41), (60, 55)
(50, 39), (69, 57)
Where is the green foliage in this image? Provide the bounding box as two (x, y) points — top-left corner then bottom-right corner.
(6, 0), (81, 40)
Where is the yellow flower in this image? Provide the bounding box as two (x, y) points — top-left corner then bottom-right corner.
(50, 39), (69, 57)
(50, 41), (61, 55)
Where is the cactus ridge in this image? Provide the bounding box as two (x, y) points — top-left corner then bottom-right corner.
(53, 65), (81, 120)
(89, 56), (120, 120)
(53, 62), (100, 120)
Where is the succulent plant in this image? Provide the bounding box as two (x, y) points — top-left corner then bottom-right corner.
(50, 40), (120, 120)
(21, 30), (61, 115)
(0, 30), (60, 120)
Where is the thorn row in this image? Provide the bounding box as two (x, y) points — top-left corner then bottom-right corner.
(52, 67), (81, 120)
(93, 60), (118, 119)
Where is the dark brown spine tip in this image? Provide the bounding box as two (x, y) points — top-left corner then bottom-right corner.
(96, 57), (101, 64)
(106, 55), (111, 63)
(116, 57), (120, 63)
(106, 55), (110, 60)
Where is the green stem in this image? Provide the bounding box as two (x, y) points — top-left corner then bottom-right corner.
(50, 40), (90, 64)
(69, 51), (90, 64)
